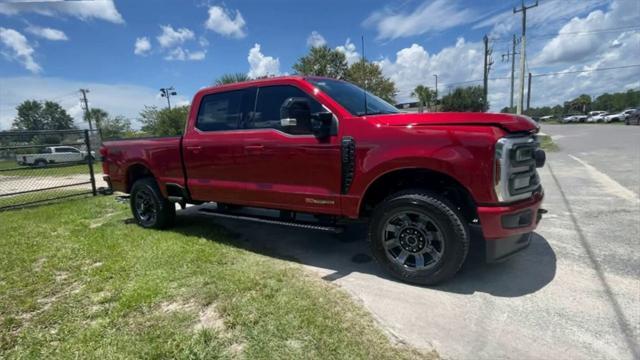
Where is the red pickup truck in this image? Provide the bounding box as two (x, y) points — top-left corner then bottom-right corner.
(101, 76), (545, 285)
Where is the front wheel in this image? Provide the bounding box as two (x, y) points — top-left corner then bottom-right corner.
(130, 178), (175, 229)
(369, 190), (469, 285)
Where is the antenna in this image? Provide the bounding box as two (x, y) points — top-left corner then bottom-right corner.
(361, 35), (368, 116)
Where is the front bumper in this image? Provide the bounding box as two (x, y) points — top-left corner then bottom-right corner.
(477, 190), (544, 262)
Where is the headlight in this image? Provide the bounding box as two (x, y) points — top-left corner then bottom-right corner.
(494, 136), (542, 203)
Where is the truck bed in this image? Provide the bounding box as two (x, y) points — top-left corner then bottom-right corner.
(101, 136), (184, 194)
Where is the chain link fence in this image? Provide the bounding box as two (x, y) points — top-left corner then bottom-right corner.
(0, 129), (105, 211)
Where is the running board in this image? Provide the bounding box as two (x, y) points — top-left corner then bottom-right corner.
(197, 208), (343, 233)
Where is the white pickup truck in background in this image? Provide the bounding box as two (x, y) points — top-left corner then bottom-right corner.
(16, 146), (95, 167)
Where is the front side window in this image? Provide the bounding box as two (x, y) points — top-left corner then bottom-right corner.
(306, 78), (399, 116)
(249, 85), (324, 134)
(196, 90), (245, 131)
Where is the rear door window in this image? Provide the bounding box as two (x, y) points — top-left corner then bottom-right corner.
(196, 90), (246, 131)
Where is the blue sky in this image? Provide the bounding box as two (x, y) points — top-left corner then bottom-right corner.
(0, 0), (638, 129)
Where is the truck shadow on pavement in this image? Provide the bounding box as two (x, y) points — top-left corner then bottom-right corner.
(170, 208), (556, 298)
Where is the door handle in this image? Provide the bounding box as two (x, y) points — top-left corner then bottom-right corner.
(186, 146), (202, 153)
(244, 145), (264, 150)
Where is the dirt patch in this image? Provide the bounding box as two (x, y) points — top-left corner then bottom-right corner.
(54, 271), (69, 282)
(89, 212), (117, 228)
(194, 303), (225, 331)
(32, 257), (46, 271)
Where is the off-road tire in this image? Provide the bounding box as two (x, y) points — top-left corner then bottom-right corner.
(369, 190), (469, 285)
(130, 177), (175, 229)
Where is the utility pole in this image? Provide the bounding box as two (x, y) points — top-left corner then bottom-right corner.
(501, 35), (519, 112)
(159, 86), (177, 109)
(526, 72), (532, 111)
(514, 0), (538, 115)
(79, 88), (93, 132)
(482, 35), (493, 112)
(433, 74), (438, 112)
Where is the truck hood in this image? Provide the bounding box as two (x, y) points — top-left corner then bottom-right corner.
(370, 112), (539, 133)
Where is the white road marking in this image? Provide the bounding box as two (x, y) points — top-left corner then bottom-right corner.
(568, 154), (639, 201)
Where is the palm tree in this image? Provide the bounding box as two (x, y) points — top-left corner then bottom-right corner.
(214, 73), (251, 86)
(411, 85), (435, 113)
(87, 108), (109, 129)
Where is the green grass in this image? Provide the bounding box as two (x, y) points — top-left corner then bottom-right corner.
(538, 134), (559, 152)
(0, 190), (92, 210)
(0, 197), (432, 359)
(0, 160), (102, 177)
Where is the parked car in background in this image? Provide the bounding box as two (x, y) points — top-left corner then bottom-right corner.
(605, 109), (636, 122)
(587, 111), (607, 122)
(539, 115), (555, 122)
(562, 114), (585, 123)
(625, 109), (640, 125)
(16, 146), (95, 167)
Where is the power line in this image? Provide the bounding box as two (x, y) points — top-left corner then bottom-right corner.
(439, 65), (639, 89)
(531, 64), (640, 77)
(489, 26), (640, 43)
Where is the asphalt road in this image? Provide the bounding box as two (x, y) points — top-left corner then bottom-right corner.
(178, 124), (639, 359)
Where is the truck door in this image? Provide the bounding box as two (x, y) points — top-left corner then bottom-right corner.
(236, 84), (342, 215)
(182, 88), (256, 202)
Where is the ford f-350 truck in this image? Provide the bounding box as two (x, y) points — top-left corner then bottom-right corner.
(101, 76), (545, 285)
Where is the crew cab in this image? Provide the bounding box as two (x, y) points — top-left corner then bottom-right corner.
(101, 76), (546, 285)
(17, 146), (95, 167)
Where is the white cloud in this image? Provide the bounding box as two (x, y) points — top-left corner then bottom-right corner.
(0, 0), (124, 24)
(473, 0), (607, 37)
(164, 47), (206, 61)
(25, 25), (68, 41)
(247, 43), (279, 78)
(157, 25), (194, 48)
(335, 38), (359, 65)
(205, 5), (247, 39)
(364, 0), (476, 40)
(0, 76), (191, 130)
(0, 27), (41, 73)
(533, 0), (639, 66)
(377, 38), (483, 103)
(134, 36), (151, 56)
(306, 31), (326, 47)
(140, 26), (206, 61)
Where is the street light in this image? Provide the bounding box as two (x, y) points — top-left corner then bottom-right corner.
(160, 86), (177, 109)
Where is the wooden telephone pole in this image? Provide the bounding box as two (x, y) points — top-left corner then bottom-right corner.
(514, 0), (538, 115)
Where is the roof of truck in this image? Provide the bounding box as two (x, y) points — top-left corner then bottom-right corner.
(198, 75), (339, 94)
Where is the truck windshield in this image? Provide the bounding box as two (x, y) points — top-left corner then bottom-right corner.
(306, 78), (399, 116)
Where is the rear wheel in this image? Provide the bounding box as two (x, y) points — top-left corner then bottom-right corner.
(34, 159), (47, 167)
(369, 190), (469, 285)
(130, 178), (175, 229)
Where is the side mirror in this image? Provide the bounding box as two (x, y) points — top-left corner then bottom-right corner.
(280, 97), (311, 129)
(311, 112), (334, 139)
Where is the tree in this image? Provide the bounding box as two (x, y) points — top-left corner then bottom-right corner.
(346, 60), (397, 104)
(292, 45), (349, 79)
(87, 108), (109, 129)
(139, 105), (189, 136)
(411, 85), (436, 112)
(215, 72), (251, 86)
(564, 94), (591, 114)
(440, 86), (485, 112)
(101, 115), (133, 139)
(12, 100), (44, 130)
(12, 100), (75, 130)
